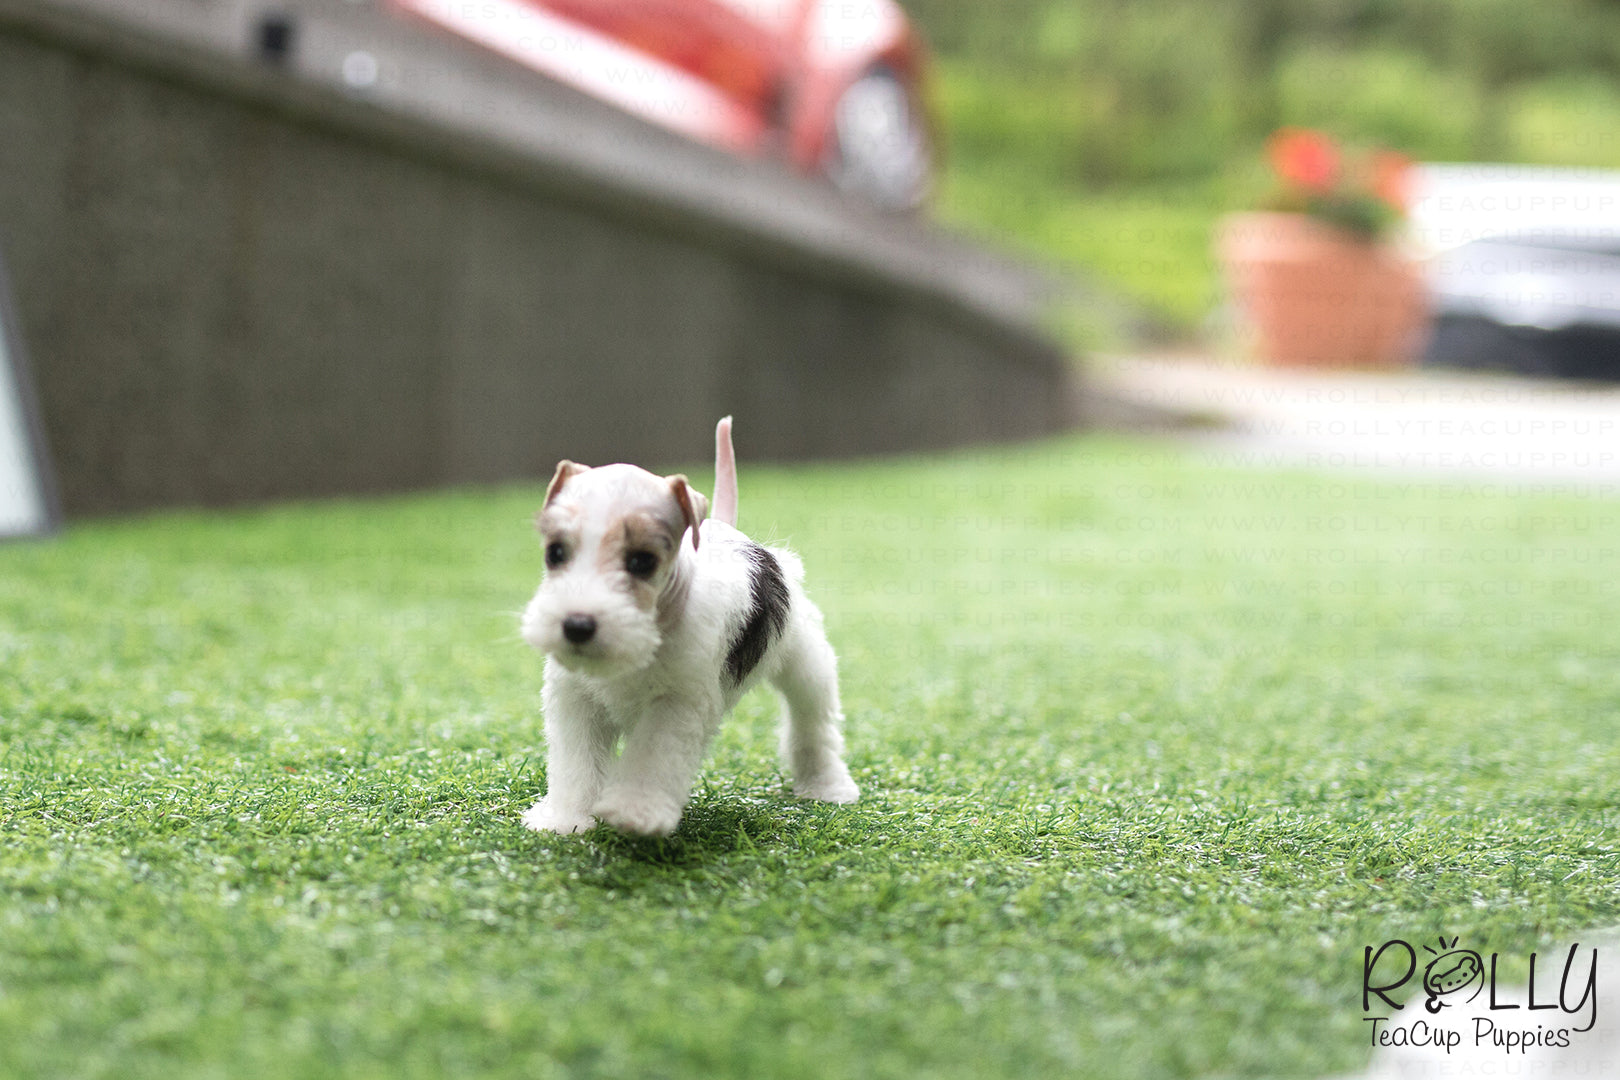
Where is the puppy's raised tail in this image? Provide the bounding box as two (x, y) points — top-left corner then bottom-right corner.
(713, 416), (738, 527)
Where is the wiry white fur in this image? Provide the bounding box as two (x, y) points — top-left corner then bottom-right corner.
(520, 421), (858, 838)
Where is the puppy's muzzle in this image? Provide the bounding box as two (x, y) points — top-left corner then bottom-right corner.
(561, 614), (597, 645)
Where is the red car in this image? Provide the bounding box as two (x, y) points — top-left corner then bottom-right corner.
(389, 0), (934, 211)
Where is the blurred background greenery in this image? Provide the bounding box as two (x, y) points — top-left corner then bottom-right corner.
(905, 0), (1620, 340)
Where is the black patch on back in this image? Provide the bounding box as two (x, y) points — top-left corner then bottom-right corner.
(725, 544), (789, 686)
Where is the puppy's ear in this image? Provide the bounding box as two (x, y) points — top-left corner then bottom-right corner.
(667, 474), (708, 550)
(544, 460), (587, 508)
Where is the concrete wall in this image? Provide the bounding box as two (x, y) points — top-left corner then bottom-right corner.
(0, 0), (1075, 516)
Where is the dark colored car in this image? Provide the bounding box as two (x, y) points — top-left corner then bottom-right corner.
(390, 0), (935, 210)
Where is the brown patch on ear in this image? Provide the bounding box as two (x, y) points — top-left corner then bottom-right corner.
(667, 474), (708, 550)
(544, 460), (587, 509)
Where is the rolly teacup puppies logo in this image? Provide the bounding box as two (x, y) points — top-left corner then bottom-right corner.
(1362, 935), (1599, 1055)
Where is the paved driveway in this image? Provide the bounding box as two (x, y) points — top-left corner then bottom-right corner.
(1095, 357), (1620, 492)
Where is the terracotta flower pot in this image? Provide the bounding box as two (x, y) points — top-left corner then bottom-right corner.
(1217, 212), (1428, 369)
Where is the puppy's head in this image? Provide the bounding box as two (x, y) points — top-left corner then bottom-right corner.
(521, 459), (707, 676)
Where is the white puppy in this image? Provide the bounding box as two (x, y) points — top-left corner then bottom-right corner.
(520, 418), (859, 837)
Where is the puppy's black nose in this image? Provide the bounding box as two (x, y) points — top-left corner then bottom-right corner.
(561, 614), (597, 645)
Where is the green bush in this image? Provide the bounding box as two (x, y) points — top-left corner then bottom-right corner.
(933, 64), (1095, 187)
(1504, 75), (1620, 168)
(910, 0), (1620, 169)
(931, 7), (1246, 187)
(1275, 47), (1482, 162)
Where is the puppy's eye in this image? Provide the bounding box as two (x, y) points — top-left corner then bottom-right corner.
(545, 541), (568, 569)
(624, 550), (658, 579)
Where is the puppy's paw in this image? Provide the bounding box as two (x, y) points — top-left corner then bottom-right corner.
(794, 763), (860, 804)
(521, 798), (596, 835)
(592, 787), (682, 837)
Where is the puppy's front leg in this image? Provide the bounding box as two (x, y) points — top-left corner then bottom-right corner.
(523, 672), (615, 834)
(592, 697), (715, 837)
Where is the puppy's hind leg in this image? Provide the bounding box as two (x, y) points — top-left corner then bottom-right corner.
(771, 605), (860, 804)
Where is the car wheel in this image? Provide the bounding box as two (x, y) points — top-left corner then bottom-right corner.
(823, 66), (932, 213)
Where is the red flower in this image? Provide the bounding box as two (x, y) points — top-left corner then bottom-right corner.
(1267, 128), (1339, 193)
(1256, 128), (1410, 240)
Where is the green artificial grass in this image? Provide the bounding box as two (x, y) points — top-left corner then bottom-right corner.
(3, 434), (1618, 1079)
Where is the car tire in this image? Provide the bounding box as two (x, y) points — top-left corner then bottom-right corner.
(822, 65), (932, 213)
(1424, 315), (1565, 379)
